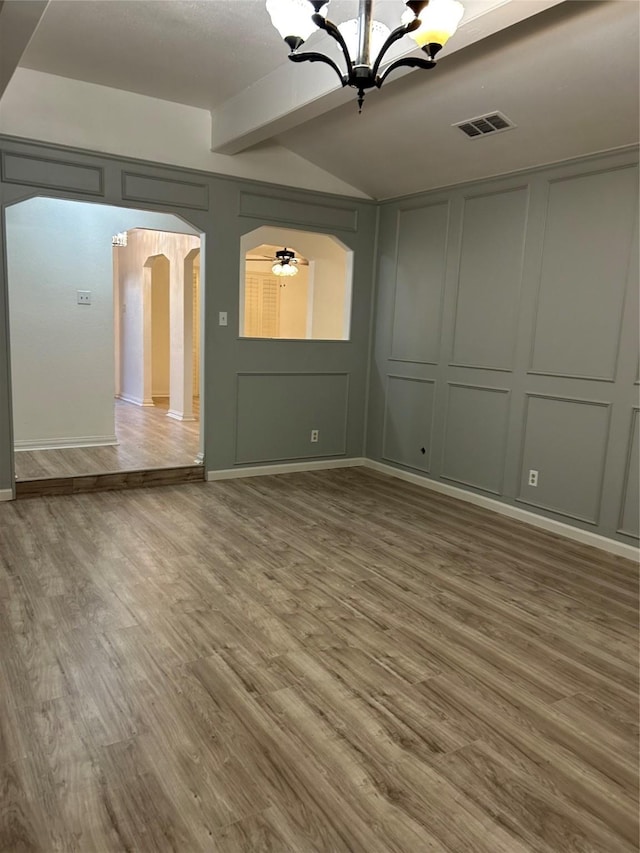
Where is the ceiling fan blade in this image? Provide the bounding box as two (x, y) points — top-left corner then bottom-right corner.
(246, 258), (309, 265)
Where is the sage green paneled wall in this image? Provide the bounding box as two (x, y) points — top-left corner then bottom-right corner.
(1, 136), (638, 547)
(368, 149), (639, 544)
(0, 136), (377, 492)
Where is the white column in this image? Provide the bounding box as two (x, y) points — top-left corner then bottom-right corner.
(167, 250), (195, 421)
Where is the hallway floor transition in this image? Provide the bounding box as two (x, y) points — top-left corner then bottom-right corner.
(14, 398), (200, 480)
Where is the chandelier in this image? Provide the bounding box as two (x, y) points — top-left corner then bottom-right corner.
(272, 248), (300, 276)
(111, 232), (128, 247)
(266, 0), (464, 111)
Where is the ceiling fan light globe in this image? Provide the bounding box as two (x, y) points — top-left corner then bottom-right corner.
(402, 0), (464, 49)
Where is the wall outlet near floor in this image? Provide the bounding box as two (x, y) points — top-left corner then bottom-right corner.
(77, 290), (91, 305)
(528, 469), (539, 487)
(310, 429), (319, 443)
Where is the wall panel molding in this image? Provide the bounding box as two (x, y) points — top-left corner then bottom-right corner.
(448, 362), (514, 373)
(238, 192), (358, 231)
(617, 407), (640, 538)
(441, 382), (511, 496)
(121, 171), (209, 210)
(528, 165), (637, 381)
(390, 201), (449, 364)
(235, 371), (349, 464)
(449, 186), (528, 372)
(382, 375), (436, 473)
(1, 151), (104, 195)
(526, 369), (616, 383)
(517, 393), (611, 525)
(369, 147), (639, 545)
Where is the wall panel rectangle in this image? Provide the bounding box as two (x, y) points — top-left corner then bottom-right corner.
(618, 409), (639, 538)
(122, 172), (209, 209)
(383, 376), (435, 472)
(530, 166), (638, 380)
(390, 202), (449, 364)
(451, 187), (527, 370)
(236, 373), (348, 464)
(238, 192), (357, 231)
(1, 152), (103, 195)
(441, 383), (510, 495)
(518, 394), (611, 524)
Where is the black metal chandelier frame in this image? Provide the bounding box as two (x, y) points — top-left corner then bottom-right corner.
(285, 0), (444, 111)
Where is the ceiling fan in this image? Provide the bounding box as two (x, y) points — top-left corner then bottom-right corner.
(246, 247), (309, 277)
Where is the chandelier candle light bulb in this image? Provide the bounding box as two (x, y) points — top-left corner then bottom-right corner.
(266, 0), (464, 110)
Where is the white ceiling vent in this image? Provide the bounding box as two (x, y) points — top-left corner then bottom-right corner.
(454, 112), (516, 139)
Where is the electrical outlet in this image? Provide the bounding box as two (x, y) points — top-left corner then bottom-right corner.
(528, 469), (539, 487)
(310, 429), (319, 443)
(77, 290), (91, 305)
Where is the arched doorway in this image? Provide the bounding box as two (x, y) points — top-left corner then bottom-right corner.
(5, 198), (205, 491)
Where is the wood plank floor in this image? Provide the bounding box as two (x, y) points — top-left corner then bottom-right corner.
(14, 398), (200, 480)
(0, 468), (637, 852)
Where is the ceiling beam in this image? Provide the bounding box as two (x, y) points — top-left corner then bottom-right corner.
(210, 0), (566, 156)
(0, 0), (49, 99)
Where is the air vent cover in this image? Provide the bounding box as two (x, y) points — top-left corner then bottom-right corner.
(454, 111), (515, 139)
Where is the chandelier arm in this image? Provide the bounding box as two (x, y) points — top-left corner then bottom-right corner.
(311, 13), (355, 78)
(288, 51), (348, 87)
(370, 19), (420, 79)
(376, 55), (436, 87)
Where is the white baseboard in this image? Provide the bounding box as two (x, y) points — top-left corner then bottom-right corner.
(207, 457), (366, 481)
(364, 460), (639, 561)
(118, 393), (154, 407)
(0, 489), (13, 502)
(167, 410), (197, 422)
(14, 434), (118, 452)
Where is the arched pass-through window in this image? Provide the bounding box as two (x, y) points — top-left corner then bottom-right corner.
(240, 226), (353, 341)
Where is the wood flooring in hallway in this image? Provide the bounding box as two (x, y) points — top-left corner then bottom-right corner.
(0, 468), (637, 852)
(14, 397), (200, 481)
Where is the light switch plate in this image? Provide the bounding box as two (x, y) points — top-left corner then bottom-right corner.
(219, 311), (228, 326)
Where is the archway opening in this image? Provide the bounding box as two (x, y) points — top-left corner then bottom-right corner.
(240, 226), (353, 341)
(5, 197), (205, 486)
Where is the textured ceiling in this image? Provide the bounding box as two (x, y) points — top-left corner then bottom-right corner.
(20, 0), (283, 109)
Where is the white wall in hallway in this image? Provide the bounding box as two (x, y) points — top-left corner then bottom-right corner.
(6, 197), (197, 449)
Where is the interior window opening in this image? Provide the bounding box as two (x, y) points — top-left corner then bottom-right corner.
(240, 226), (353, 341)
